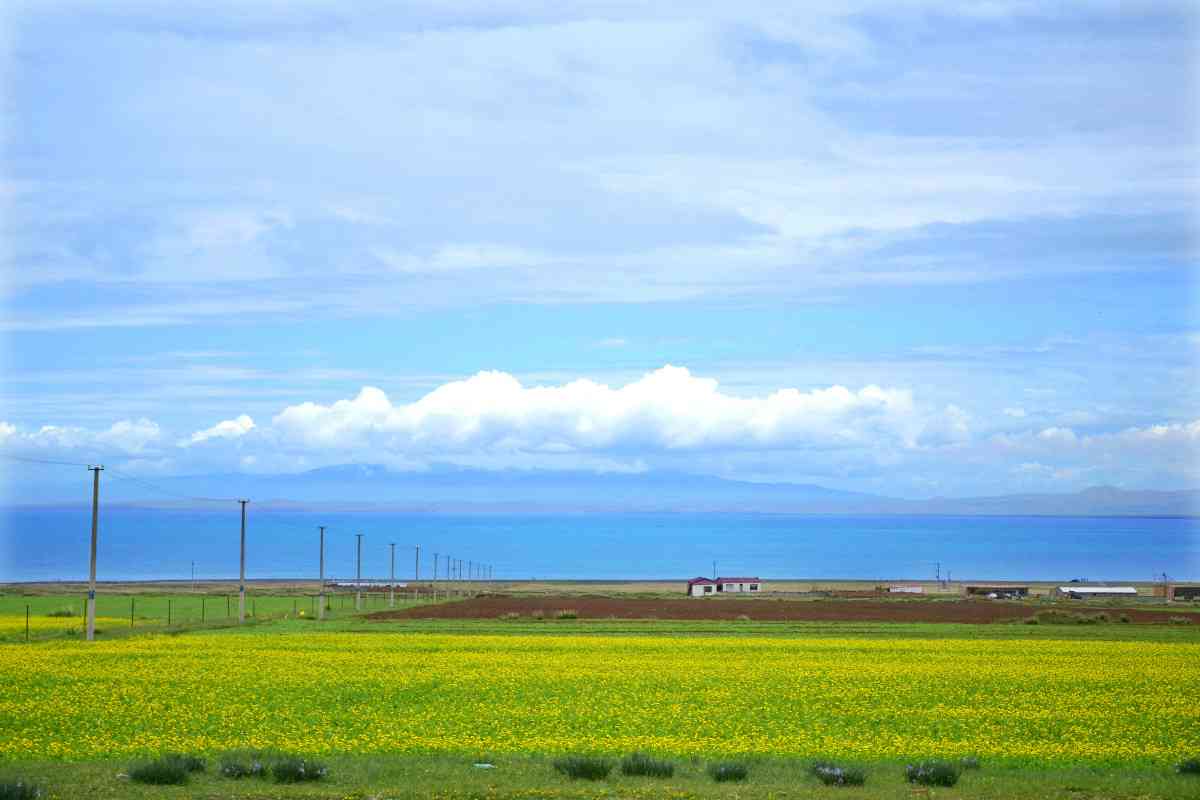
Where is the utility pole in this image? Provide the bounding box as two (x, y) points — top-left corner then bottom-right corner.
(86, 465), (103, 642)
(238, 500), (249, 624)
(318, 526), (326, 620)
(935, 562), (941, 583)
(712, 561), (717, 580)
(355, 533), (363, 611)
(468, 560), (473, 582)
(434, 552), (439, 582)
(415, 544), (420, 582)
(389, 542), (396, 608)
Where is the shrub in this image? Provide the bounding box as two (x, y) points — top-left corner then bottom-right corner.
(1177, 758), (1200, 775)
(271, 756), (327, 783)
(959, 756), (981, 770)
(498, 612), (521, 620)
(1119, 613), (1131, 623)
(1033, 610), (1106, 625)
(906, 761), (960, 787)
(163, 752), (205, 773)
(0, 781), (41, 800)
(553, 756), (612, 780)
(620, 752), (675, 778)
(129, 757), (190, 785)
(555, 609), (578, 619)
(219, 755), (268, 779)
(530, 609), (545, 620)
(707, 762), (748, 782)
(1169, 616), (1192, 625)
(46, 609), (75, 618)
(810, 761), (866, 786)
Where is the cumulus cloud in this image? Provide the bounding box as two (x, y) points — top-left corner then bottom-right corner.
(270, 366), (918, 456)
(180, 414), (256, 447)
(0, 418), (161, 455)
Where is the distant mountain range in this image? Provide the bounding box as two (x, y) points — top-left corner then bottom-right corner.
(8, 463), (1197, 516)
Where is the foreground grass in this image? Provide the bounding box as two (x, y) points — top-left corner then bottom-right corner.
(2, 754), (1198, 799)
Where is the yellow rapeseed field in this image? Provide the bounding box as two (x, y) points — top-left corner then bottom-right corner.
(0, 630), (1196, 764)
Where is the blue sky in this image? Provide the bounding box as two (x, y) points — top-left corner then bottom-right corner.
(1, 1), (1197, 499)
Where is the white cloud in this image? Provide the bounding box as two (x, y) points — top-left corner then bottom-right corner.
(180, 414), (256, 447)
(270, 365), (918, 456)
(0, 418), (160, 455)
(1003, 407), (1026, 418)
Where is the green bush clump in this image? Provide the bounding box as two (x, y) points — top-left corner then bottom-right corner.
(271, 756), (327, 783)
(128, 757), (190, 785)
(163, 752), (205, 773)
(810, 760), (866, 786)
(1168, 616), (1192, 625)
(46, 609), (75, 618)
(959, 755), (982, 770)
(555, 609), (578, 619)
(620, 752), (675, 778)
(553, 756), (612, 781)
(707, 762), (748, 782)
(1177, 758), (1200, 775)
(219, 753), (268, 779)
(1033, 610), (1107, 625)
(0, 781), (42, 800)
(906, 760), (960, 787)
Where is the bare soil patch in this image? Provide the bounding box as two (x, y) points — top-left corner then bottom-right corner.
(368, 594), (1200, 624)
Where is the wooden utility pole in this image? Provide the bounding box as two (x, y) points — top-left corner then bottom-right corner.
(318, 526), (326, 620)
(355, 533), (363, 611)
(389, 542), (396, 608)
(86, 465), (103, 642)
(433, 552), (439, 582)
(238, 500), (249, 624)
(414, 544), (420, 582)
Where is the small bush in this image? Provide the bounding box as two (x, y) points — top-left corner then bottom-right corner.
(1177, 758), (1200, 775)
(530, 609), (545, 620)
(810, 761), (866, 786)
(1119, 613), (1131, 623)
(46, 609), (75, 618)
(272, 756), (327, 783)
(555, 609), (578, 619)
(1169, 616), (1192, 625)
(129, 757), (190, 785)
(620, 752), (675, 778)
(219, 755), (268, 779)
(906, 761), (960, 787)
(553, 756), (612, 781)
(959, 755), (981, 770)
(0, 781), (41, 800)
(707, 762), (748, 782)
(1034, 610), (1106, 625)
(163, 753), (205, 773)
(498, 612), (521, 620)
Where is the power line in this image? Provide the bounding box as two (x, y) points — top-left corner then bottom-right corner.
(0, 452), (93, 467)
(105, 468), (238, 504)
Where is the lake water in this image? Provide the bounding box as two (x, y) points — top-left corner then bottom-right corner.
(1, 506), (1197, 582)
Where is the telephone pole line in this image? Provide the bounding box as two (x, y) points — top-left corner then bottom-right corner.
(318, 526), (326, 620)
(86, 465), (103, 642)
(238, 499), (249, 624)
(355, 533), (363, 611)
(389, 542), (396, 608)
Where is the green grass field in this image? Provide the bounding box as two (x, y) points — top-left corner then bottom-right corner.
(1, 591), (1197, 799)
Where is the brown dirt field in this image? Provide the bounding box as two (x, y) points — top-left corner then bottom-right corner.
(369, 594), (1200, 624)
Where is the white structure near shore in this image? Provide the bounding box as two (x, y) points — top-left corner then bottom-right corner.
(687, 577), (761, 597)
(1056, 585), (1138, 598)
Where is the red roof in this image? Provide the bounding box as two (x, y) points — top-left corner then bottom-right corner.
(687, 576), (760, 586)
(716, 577), (759, 582)
(687, 577), (718, 586)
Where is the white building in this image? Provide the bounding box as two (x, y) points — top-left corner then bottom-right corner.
(687, 576), (761, 597)
(1056, 586), (1138, 598)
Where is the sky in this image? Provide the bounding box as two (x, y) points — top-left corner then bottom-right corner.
(1, 1), (1197, 500)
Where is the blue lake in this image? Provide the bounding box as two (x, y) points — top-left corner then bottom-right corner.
(1, 506), (1197, 582)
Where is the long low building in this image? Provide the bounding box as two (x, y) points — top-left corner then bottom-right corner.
(1056, 585), (1138, 598)
(687, 576), (762, 597)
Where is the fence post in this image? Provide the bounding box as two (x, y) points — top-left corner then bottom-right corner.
(202, 596), (206, 623)
(252, 598), (256, 618)
(227, 594), (231, 617)
(25, 604), (29, 643)
(167, 598), (171, 627)
(130, 596), (134, 628)
(293, 598), (297, 616)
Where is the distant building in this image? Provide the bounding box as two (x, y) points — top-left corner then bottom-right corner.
(1168, 585), (1200, 602)
(964, 585), (1029, 598)
(888, 585), (924, 594)
(687, 577), (761, 597)
(1056, 586), (1137, 599)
